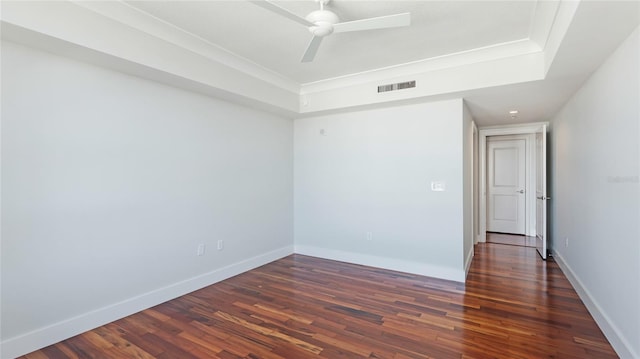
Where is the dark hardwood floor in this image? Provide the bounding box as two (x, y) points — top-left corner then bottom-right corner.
(486, 232), (537, 248)
(22, 243), (616, 358)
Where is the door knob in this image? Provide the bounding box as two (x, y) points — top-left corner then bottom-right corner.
(516, 189), (524, 194)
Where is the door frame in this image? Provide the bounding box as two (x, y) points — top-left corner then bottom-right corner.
(478, 122), (549, 243)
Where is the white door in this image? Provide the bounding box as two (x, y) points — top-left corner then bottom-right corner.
(487, 137), (526, 234)
(535, 125), (548, 259)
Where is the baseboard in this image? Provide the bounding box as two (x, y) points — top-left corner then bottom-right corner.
(1, 245), (294, 359)
(294, 245), (465, 283)
(553, 251), (637, 359)
(464, 247), (474, 278)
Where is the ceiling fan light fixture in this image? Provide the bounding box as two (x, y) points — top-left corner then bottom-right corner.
(309, 23), (334, 37)
(306, 10), (339, 37)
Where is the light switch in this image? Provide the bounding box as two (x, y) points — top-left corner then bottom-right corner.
(431, 181), (446, 191)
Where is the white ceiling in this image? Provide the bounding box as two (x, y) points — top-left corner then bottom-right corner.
(1, 0), (638, 126)
(125, 0), (537, 84)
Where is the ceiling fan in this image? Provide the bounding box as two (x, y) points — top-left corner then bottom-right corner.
(251, 0), (411, 63)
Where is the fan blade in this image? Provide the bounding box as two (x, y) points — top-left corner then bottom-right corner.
(333, 12), (410, 33)
(250, 1), (314, 27)
(301, 36), (323, 63)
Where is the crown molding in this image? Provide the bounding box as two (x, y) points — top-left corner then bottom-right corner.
(0, 0), (300, 114)
(300, 39), (542, 94)
(540, 0), (581, 75)
(1, 0), (574, 117)
(529, 0), (562, 49)
(71, 1), (301, 95)
(298, 0), (563, 94)
(299, 51), (546, 114)
(297, 0), (571, 115)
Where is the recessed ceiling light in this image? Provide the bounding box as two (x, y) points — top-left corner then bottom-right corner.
(509, 110), (519, 115)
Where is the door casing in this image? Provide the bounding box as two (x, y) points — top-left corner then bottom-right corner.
(478, 123), (549, 243)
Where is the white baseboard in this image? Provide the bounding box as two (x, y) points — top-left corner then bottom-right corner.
(294, 245), (466, 283)
(1, 245), (294, 359)
(464, 247), (474, 277)
(553, 251), (637, 359)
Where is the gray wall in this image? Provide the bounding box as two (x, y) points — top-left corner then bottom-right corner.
(550, 27), (639, 358)
(1, 40), (294, 355)
(294, 99), (467, 281)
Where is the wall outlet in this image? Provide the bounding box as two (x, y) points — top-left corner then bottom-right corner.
(431, 181), (446, 191)
(366, 232), (373, 241)
(197, 243), (205, 256)
(565, 237), (569, 248)
(217, 240), (224, 251)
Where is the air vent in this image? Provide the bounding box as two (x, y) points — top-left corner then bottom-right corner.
(377, 84), (395, 93)
(377, 80), (416, 93)
(397, 80), (416, 90)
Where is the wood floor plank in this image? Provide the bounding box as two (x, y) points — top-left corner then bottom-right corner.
(20, 241), (618, 358)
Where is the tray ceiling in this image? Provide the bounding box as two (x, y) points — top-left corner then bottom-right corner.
(125, 1), (537, 84)
(1, 1), (638, 125)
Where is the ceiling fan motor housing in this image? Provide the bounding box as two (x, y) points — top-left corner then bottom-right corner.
(306, 10), (339, 37)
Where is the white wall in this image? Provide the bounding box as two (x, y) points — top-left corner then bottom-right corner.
(1, 40), (294, 358)
(294, 99), (467, 281)
(550, 27), (639, 358)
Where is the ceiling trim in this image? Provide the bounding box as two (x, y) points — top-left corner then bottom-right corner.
(297, 0), (574, 115)
(299, 51), (546, 114)
(300, 38), (541, 94)
(529, 0), (561, 49)
(0, 0), (300, 114)
(539, 0), (581, 75)
(54, 0), (563, 96)
(1, 0), (580, 118)
(71, 0), (301, 94)
(300, 0), (561, 93)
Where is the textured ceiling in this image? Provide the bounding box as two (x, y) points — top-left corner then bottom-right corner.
(125, 0), (537, 84)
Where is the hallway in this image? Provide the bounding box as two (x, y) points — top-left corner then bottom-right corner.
(467, 241), (616, 357)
